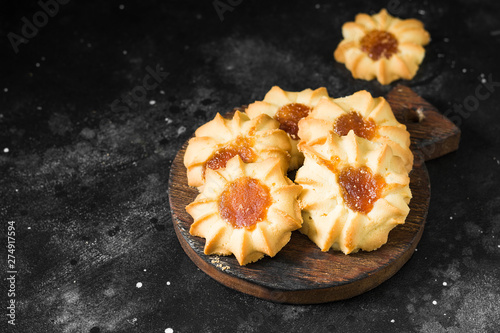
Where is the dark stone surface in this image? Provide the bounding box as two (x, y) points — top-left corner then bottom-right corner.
(1, 0), (499, 332)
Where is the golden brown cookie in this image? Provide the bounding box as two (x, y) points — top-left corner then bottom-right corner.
(295, 131), (411, 254)
(334, 9), (430, 85)
(299, 90), (413, 172)
(186, 156), (303, 265)
(184, 111), (291, 189)
(246, 86), (330, 170)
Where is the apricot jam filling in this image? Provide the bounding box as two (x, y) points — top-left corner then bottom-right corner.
(205, 137), (255, 172)
(334, 111), (376, 140)
(275, 103), (312, 140)
(218, 177), (272, 229)
(338, 166), (386, 214)
(360, 30), (398, 61)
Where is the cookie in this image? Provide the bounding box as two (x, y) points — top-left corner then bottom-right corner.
(334, 9), (430, 84)
(186, 156), (303, 265)
(184, 111), (291, 189)
(246, 86), (330, 170)
(295, 131), (411, 254)
(299, 90), (413, 172)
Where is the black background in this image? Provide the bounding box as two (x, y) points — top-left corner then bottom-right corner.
(1, 0), (499, 332)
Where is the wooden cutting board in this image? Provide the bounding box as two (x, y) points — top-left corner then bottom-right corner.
(168, 85), (460, 304)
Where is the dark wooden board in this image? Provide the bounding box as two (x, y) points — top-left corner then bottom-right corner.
(168, 85), (460, 304)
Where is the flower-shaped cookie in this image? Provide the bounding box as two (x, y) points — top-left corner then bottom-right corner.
(184, 111), (291, 189)
(186, 156), (303, 265)
(299, 90), (413, 172)
(295, 131), (411, 254)
(246, 86), (330, 170)
(334, 9), (430, 85)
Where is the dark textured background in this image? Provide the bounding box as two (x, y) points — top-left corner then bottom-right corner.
(1, 0), (499, 332)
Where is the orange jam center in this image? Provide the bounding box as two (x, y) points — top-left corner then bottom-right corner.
(218, 177), (272, 229)
(275, 103), (311, 140)
(334, 111), (376, 140)
(360, 30), (398, 60)
(338, 166), (386, 214)
(205, 137), (255, 171)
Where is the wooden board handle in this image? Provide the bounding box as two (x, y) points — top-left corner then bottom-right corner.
(386, 85), (461, 165)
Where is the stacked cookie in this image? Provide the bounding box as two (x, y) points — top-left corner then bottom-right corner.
(184, 86), (412, 265)
(295, 91), (412, 254)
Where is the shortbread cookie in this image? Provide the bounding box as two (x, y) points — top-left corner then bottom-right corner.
(184, 111), (291, 189)
(246, 86), (329, 170)
(334, 9), (430, 85)
(186, 156), (303, 265)
(295, 131), (411, 254)
(299, 90), (413, 172)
